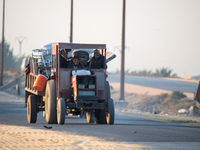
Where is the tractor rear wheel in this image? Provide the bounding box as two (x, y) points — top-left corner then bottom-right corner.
(45, 80), (57, 124)
(57, 98), (66, 125)
(105, 81), (115, 125)
(95, 109), (107, 124)
(86, 112), (95, 123)
(106, 81), (111, 99)
(106, 98), (115, 124)
(27, 95), (37, 123)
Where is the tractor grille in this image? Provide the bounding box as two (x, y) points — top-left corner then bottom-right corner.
(78, 91), (95, 96)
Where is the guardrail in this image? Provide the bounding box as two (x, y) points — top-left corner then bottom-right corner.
(0, 78), (21, 96)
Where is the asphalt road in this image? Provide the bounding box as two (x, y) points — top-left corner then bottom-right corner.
(0, 93), (200, 144)
(107, 74), (198, 93)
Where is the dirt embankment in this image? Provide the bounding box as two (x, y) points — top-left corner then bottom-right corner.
(110, 83), (196, 117)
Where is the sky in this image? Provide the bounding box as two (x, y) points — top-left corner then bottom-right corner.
(0, 0), (200, 77)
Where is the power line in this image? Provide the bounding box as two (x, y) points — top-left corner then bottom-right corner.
(15, 36), (27, 59)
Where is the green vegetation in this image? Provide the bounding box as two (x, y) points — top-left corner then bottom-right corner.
(148, 115), (172, 121)
(188, 123), (200, 126)
(154, 67), (177, 77)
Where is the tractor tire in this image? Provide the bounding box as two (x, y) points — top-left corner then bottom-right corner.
(106, 81), (111, 99)
(86, 112), (95, 123)
(95, 109), (107, 124)
(45, 80), (57, 124)
(57, 98), (66, 125)
(106, 81), (114, 124)
(106, 98), (115, 125)
(27, 95), (37, 123)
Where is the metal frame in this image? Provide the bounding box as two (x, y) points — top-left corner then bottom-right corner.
(52, 43), (107, 102)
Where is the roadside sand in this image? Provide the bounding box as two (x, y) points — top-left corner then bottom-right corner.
(110, 83), (194, 98)
(163, 77), (199, 83)
(0, 124), (148, 150)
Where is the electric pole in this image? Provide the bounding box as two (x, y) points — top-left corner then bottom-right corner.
(15, 36), (26, 65)
(0, 0), (5, 86)
(70, 0), (73, 43)
(120, 0), (126, 101)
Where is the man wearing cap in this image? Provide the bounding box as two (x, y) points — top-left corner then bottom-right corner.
(89, 49), (107, 69)
(53, 49), (71, 68)
(67, 56), (85, 69)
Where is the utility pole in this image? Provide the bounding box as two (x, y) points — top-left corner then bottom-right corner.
(120, 0), (126, 101)
(15, 36), (26, 65)
(0, 0), (5, 86)
(70, 0), (73, 43)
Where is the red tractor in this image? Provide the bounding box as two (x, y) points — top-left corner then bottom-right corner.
(25, 43), (115, 125)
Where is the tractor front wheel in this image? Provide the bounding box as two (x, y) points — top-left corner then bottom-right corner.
(57, 98), (66, 125)
(86, 112), (95, 123)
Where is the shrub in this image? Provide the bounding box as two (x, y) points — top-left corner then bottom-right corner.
(157, 93), (169, 101)
(170, 91), (187, 99)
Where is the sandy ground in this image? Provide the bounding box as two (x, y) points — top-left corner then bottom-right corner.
(0, 92), (150, 150)
(110, 83), (194, 98)
(163, 77), (199, 83)
(0, 124), (149, 150)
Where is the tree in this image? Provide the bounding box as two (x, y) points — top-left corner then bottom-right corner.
(155, 68), (172, 77)
(0, 40), (22, 71)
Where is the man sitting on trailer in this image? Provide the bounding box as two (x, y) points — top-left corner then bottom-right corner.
(53, 49), (71, 68)
(67, 56), (85, 69)
(89, 49), (107, 69)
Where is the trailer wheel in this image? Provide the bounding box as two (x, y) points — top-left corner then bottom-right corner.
(106, 98), (115, 125)
(57, 98), (66, 125)
(27, 95), (37, 123)
(86, 112), (95, 123)
(45, 80), (57, 124)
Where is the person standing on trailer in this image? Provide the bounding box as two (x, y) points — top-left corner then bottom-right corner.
(53, 49), (71, 68)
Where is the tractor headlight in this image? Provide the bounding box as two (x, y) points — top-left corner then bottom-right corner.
(89, 84), (95, 89)
(78, 84), (85, 89)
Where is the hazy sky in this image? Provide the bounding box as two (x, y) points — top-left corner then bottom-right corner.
(0, 0), (200, 77)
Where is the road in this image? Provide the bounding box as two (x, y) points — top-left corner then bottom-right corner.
(0, 92), (200, 149)
(107, 74), (198, 93)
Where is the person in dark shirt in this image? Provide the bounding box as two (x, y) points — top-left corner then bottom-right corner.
(53, 49), (71, 68)
(67, 56), (85, 69)
(89, 49), (106, 69)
